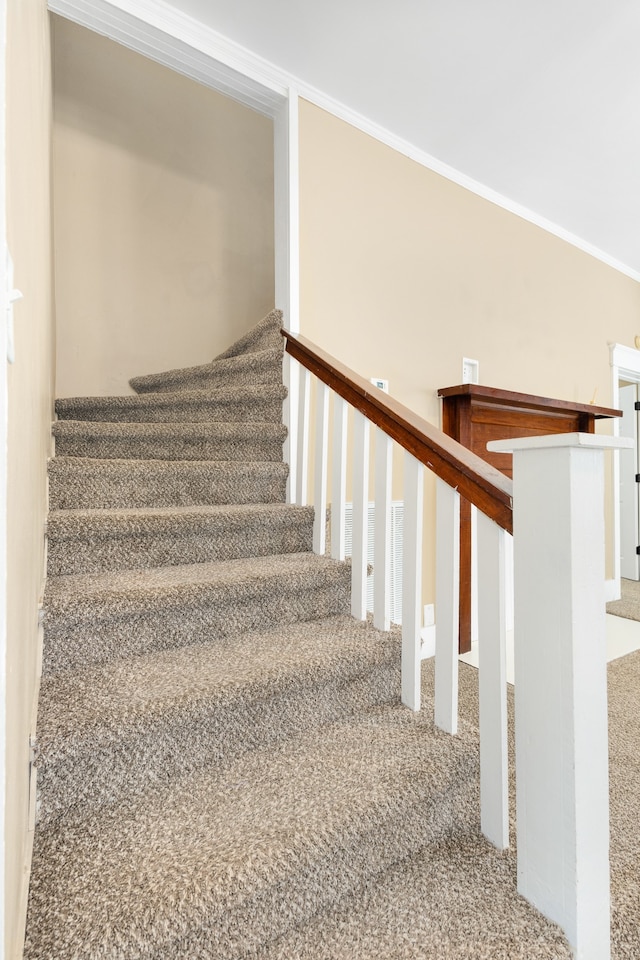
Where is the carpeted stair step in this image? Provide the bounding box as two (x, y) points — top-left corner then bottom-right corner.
(55, 383), (288, 424)
(130, 347), (284, 395)
(43, 553), (352, 674)
(258, 831), (571, 960)
(35, 616), (400, 827)
(215, 307), (284, 359)
(52, 420), (287, 462)
(24, 688), (481, 960)
(46, 504), (314, 576)
(129, 306), (284, 396)
(48, 457), (288, 509)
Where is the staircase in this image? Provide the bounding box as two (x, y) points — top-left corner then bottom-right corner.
(24, 310), (571, 959)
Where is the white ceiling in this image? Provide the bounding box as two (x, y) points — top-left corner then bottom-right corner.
(168, 0), (639, 278)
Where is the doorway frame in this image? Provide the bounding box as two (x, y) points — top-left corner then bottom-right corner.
(47, 0), (301, 496)
(609, 342), (640, 600)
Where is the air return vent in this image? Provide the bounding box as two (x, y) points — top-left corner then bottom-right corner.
(344, 501), (404, 624)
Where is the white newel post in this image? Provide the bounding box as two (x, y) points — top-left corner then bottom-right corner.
(488, 433), (630, 960)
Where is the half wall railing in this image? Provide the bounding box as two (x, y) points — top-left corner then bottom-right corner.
(282, 328), (627, 960)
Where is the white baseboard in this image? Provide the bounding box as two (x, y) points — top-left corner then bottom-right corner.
(605, 578), (619, 602)
(10, 822), (35, 960)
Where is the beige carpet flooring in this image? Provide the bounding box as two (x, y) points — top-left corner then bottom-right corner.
(607, 577), (640, 623)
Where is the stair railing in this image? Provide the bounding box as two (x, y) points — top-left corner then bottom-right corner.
(282, 328), (626, 960)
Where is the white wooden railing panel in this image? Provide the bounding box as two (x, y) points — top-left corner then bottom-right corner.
(331, 395), (348, 561)
(296, 366), (310, 506)
(282, 327), (625, 959)
(374, 429), (392, 631)
(401, 452), (423, 710)
(351, 410), (370, 620)
(434, 477), (460, 735)
(312, 381), (329, 554)
(477, 510), (509, 851)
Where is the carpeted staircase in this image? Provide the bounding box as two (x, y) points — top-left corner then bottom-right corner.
(24, 310), (573, 959)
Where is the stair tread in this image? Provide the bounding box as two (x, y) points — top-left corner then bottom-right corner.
(214, 308), (283, 360)
(259, 832), (572, 960)
(25, 684), (479, 960)
(49, 455), (288, 475)
(47, 503), (313, 538)
(49, 456), (289, 475)
(130, 345), (284, 394)
(52, 419), (287, 462)
(46, 552), (346, 607)
(52, 420), (287, 440)
(56, 382), (287, 406)
(46, 504), (314, 576)
(36, 615), (398, 762)
(48, 457), (289, 509)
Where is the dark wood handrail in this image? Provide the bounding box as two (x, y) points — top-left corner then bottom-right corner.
(282, 330), (514, 535)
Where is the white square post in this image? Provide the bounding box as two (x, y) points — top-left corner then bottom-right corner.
(488, 433), (630, 960)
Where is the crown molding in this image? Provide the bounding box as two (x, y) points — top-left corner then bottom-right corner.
(48, 0), (289, 115)
(296, 83), (640, 284)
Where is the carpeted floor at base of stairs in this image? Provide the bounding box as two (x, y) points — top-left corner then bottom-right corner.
(257, 653), (640, 960)
(24, 309), (591, 958)
(606, 577), (640, 623)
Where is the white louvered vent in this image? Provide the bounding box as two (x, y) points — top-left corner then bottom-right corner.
(343, 502), (404, 624)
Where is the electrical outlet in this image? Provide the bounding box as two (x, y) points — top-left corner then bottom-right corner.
(370, 377), (389, 393)
(462, 358), (479, 384)
(423, 603), (435, 627)
(421, 625), (436, 659)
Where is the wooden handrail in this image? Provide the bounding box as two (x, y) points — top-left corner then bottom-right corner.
(282, 330), (514, 534)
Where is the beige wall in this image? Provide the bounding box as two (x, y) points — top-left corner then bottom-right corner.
(298, 100), (640, 597)
(53, 17), (275, 398)
(5, 2), (54, 957)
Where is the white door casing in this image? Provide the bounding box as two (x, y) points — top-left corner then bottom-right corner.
(610, 343), (640, 598)
(0, 0), (7, 943)
(618, 383), (639, 581)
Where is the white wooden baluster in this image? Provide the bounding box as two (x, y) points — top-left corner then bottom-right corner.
(282, 352), (298, 505)
(331, 395), (348, 561)
(351, 410), (369, 620)
(374, 429), (392, 631)
(434, 477), (460, 734)
(489, 433), (629, 960)
(312, 382), (330, 554)
(296, 366), (310, 505)
(477, 510), (509, 850)
(401, 452), (423, 710)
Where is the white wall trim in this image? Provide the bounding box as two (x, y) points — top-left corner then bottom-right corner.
(48, 0), (289, 116)
(609, 342), (640, 600)
(273, 90), (299, 331)
(0, 0), (7, 951)
(50, 0), (640, 283)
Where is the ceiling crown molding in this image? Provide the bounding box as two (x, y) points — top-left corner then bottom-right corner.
(48, 0), (289, 115)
